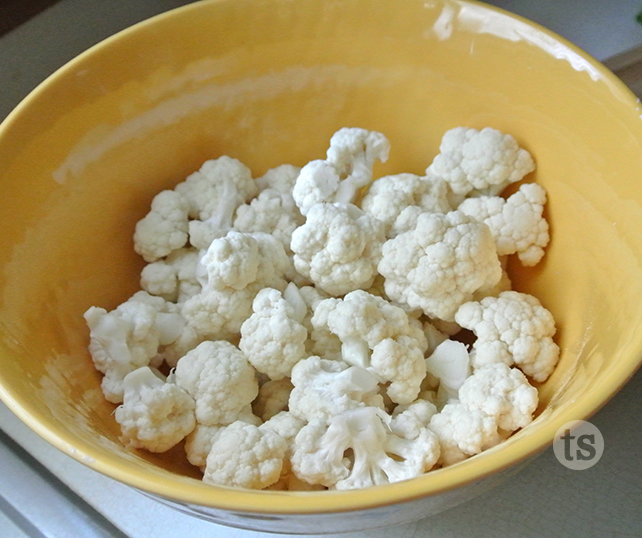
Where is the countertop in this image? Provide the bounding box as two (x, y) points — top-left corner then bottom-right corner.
(1, 1), (642, 537)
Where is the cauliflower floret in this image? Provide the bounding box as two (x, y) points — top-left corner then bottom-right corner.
(133, 190), (190, 263)
(173, 156), (258, 249)
(185, 406), (260, 470)
(425, 339), (471, 404)
(390, 399), (438, 440)
(174, 340), (259, 426)
(428, 402), (502, 466)
(240, 285), (308, 380)
(201, 231), (291, 291)
(253, 378), (294, 421)
(378, 210), (503, 322)
(454, 290), (560, 382)
(184, 424), (223, 470)
(235, 164), (304, 255)
(114, 367), (195, 453)
(181, 286), (257, 341)
(458, 183), (550, 266)
(291, 203), (385, 296)
(203, 421), (288, 489)
(234, 189), (304, 255)
(140, 247), (202, 303)
(459, 363), (538, 432)
(255, 164), (302, 194)
(361, 172), (451, 237)
(312, 290), (428, 404)
(84, 293), (184, 403)
(298, 285), (343, 360)
(288, 356), (384, 422)
(182, 232), (291, 339)
(291, 407), (440, 489)
(427, 126), (535, 201)
(292, 128), (390, 215)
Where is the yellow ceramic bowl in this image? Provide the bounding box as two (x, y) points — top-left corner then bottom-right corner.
(1, 0), (642, 533)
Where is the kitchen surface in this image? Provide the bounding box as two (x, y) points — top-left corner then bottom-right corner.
(1, 1), (642, 537)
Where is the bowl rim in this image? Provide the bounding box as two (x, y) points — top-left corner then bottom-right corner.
(1, 0), (642, 515)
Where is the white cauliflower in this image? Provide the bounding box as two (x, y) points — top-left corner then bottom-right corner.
(173, 156), (258, 249)
(459, 363), (538, 432)
(185, 406), (260, 470)
(114, 367), (195, 453)
(427, 126), (535, 201)
(140, 247), (202, 303)
(182, 231), (291, 339)
(458, 183), (550, 266)
(203, 421), (288, 489)
(84, 293), (184, 403)
(428, 402), (502, 466)
(291, 407), (440, 489)
(253, 378), (294, 421)
(292, 128), (390, 216)
(425, 339), (471, 404)
(298, 285), (343, 361)
(174, 340), (258, 426)
(312, 290), (428, 404)
(390, 399), (438, 440)
(235, 164), (304, 254)
(288, 356), (384, 423)
(133, 190), (190, 263)
(361, 172), (451, 237)
(290, 203), (385, 296)
(378, 210), (503, 322)
(239, 284), (308, 380)
(454, 290), (559, 382)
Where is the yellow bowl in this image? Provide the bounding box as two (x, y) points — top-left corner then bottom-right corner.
(1, 0), (642, 533)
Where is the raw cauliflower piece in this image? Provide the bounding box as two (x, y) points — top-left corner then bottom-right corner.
(181, 231), (291, 339)
(312, 290), (428, 404)
(200, 231), (291, 291)
(458, 183), (550, 266)
(425, 339), (471, 404)
(203, 421), (288, 489)
(185, 406), (260, 470)
(361, 172), (451, 237)
(298, 285), (343, 361)
(235, 164), (304, 255)
(292, 128), (390, 216)
(180, 286), (257, 341)
(390, 399), (438, 440)
(291, 203), (386, 296)
(255, 164), (302, 195)
(428, 402), (502, 466)
(174, 156), (258, 249)
(291, 406), (440, 489)
(427, 126), (535, 201)
(114, 367), (195, 453)
(84, 293), (184, 403)
(140, 247), (202, 303)
(288, 356), (384, 422)
(133, 190), (190, 263)
(174, 340), (258, 426)
(459, 363), (538, 432)
(454, 290), (560, 382)
(378, 210), (503, 322)
(239, 284), (308, 380)
(253, 378), (294, 421)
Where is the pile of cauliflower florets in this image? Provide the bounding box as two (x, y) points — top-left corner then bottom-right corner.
(84, 126), (559, 491)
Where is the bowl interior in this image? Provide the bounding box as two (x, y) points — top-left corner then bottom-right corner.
(1, 0), (642, 515)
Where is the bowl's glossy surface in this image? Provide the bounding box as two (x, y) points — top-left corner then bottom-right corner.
(1, 0), (642, 533)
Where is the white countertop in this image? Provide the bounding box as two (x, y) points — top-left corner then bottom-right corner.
(1, 1), (642, 537)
